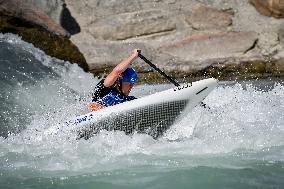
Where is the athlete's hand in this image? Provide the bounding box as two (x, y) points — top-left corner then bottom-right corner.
(131, 49), (141, 58)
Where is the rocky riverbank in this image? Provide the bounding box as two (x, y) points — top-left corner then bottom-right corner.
(1, 0), (284, 81)
(66, 0), (284, 81)
(0, 0), (88, 71)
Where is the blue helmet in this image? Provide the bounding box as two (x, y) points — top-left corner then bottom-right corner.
(121, 67), (137, 83)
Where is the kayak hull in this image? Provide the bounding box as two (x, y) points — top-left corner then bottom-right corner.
(64, 78), (218, 139)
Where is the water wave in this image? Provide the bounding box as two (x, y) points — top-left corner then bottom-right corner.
(0, 33), (283, 189)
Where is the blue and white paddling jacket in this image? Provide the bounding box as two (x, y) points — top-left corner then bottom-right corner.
(91, 79), (136, 107)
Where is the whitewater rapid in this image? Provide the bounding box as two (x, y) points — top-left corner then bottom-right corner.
(0, 33), (283, 189)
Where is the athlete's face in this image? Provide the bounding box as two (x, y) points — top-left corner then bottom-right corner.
(121, 82), (133, 95)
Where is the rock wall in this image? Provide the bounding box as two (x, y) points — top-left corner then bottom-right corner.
(249, 0), (284, 18)
(66, 0), (284, 80)
(1, 0), (284, 80)
(0, 0), (68, 36)
(24, 0), (64, 24)
(0, 0), (88, 71)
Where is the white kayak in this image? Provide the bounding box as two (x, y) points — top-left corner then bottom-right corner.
(62, 78), (218, 139)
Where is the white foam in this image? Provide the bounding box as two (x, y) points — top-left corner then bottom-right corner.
(0, 33), (283, 176)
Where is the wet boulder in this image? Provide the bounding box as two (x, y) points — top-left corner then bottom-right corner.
(88, 9), (176, 40)
(0, 0), (88, 71)
(160, 32), (258, 62)
(186, 4), (234, 30)
(249, 0), (284, 18)
(0, 0), (68, 36)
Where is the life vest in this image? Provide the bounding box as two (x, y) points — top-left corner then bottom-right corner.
(96, 89), (134, 107)
(88, 89), (136, 112)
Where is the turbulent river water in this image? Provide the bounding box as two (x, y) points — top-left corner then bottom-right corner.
(0, 33), (284, 189)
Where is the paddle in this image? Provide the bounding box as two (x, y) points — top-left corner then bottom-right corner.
(137, 51), (209, 109)
(138, 53), (180, 87)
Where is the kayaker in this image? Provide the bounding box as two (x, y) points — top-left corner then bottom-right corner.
(88, 49), (140, 111)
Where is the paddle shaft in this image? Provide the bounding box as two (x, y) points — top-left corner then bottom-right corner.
(138, 52), (209, 109)
(138, 53), (180, 87)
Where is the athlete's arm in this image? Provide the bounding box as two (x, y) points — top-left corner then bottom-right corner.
(104, 49), (140, 87)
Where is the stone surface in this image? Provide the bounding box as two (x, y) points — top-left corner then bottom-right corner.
(88, 10), (176, 40)
(64, 0), (284, 79)
(0, 0), (88, 71)
(249, 0), (284, 18)
(279, 28), (284, 46)
(258, 32), (280, 56)
(72, 34), (148, 71)
(2, 0), (284, 79)
(0, 0), (69, 37)
(23, 0), (65, 24)
(186, 4), (234, 30)
(65, 0), (195, 28)
(160, 32), (258, 61)
(0, 14), (88, 71)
